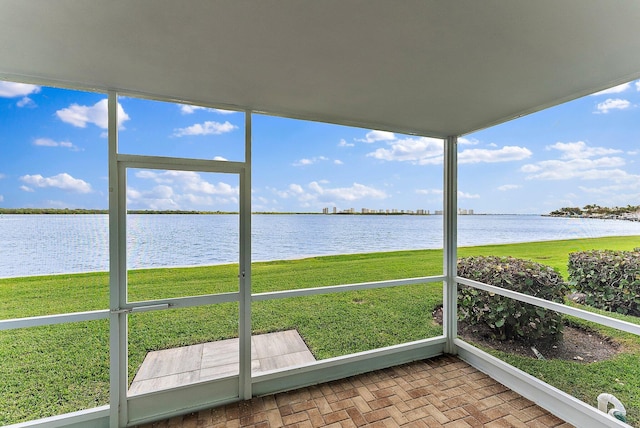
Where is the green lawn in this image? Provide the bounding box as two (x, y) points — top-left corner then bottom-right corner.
(0, 236), (638, 425)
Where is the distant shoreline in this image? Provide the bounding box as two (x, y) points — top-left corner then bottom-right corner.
(0, 208), (314, 215)
(547, 205), (640, 223)
(0, 208), (618, 217)
(2, 208), (637, 220)
(546, 213), (640, 223)
(0, 208), (428, 215)
(0, 208), (518, 216)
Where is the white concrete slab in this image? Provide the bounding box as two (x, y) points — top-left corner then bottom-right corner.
(129, 330), (315, 396)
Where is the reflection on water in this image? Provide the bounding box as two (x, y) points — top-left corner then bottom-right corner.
(1, 214), (639, 278)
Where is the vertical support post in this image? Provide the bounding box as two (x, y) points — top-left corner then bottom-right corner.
(238, 111), (253, 399)
(443, 135), (458, 354)
(108, 91), (128, 427)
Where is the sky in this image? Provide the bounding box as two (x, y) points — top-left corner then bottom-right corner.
(0, 80), (639, 214)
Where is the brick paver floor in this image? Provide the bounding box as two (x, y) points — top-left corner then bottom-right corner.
(136, 355), (573, 427)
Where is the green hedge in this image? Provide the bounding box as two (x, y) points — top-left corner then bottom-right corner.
(568, 249), (640, 316)
(457, 256), (567, 342)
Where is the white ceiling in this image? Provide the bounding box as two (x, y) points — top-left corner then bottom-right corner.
(2, 1), (640, 138)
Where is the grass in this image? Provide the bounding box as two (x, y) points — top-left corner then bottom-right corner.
(457, 235), (638, 277)
(0, 235), (639, 424)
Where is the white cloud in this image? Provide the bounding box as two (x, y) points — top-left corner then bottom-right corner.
(458, 137), (479, 145)
(590, 82), (631, 96)
(271, 181), (387, 206)
(367, 136), (444, 165)
(269, 186), (294, 199)
(546, 141), (622, 159)
(293, 156), (329, 166)
(368, 136), (527, 166)
(180, 105), (236, 115)
(334, 159), (343, 165)
(579, 182), (640, 194)
(139, 170), (237, 196)
(213, 109), (236, 115)
(522, 158), (631, 181)
(458, 191), (480, 199)
(579, 168), (639, 181)
(213, 156), (228, 161)
(33, 138), (60, 147)
(173, 120), (237, 137)
(636, 81), (640, 91)
(20, 185), (34, 192)
(595, 98), (631, 113)
(127, 185), (179, 210)
(308, 181), (387, 201)
(289, 184), (304, 194)
(356, 130), (396, 143)
(56, 99), (130, 129)
(522, 141), (636, 182)
(17, 97), (36, 108)
(135, 170), (160, 180)
(129, 170), (239, 210)
(33, 138), (78, 150)
(416, 188), (443, 195)
(20, 173), (92, 193)
(180, 105), (207, 114)
(0, 195), (3, 202)
(0, 82), (41, 98)
(338, 139), (354, 147)
(458, 146), (532, 164)
(577, 183), (640, 206)
(525, 156), (624, 172)
(497, 184), (521, 191)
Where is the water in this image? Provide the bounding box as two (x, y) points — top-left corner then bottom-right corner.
(1, 213), (639, 278)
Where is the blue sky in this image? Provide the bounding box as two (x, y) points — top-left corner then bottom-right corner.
(1, 80), (639, 214)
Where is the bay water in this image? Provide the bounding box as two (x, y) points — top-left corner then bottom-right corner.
(1, 214), (639, 278)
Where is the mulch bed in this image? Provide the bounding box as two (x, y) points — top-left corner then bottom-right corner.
(433, 306), (620, 363)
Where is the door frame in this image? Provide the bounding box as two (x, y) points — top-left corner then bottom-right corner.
(107, 93), (253, 426)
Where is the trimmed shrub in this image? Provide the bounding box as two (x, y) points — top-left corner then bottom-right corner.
(457, 256), (567, 342)
(568, 249), (640, 316)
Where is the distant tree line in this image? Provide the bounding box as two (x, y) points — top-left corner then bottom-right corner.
(0, 208), (108, 214)
(0, 208), (321, 215)
(0, 208), (236, 215)
(549, 204), (640, 218)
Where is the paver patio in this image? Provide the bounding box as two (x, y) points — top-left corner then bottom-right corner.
(135, 355), (573, 427)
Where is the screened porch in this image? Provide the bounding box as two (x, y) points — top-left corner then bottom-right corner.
(1, 2), (640, 427)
